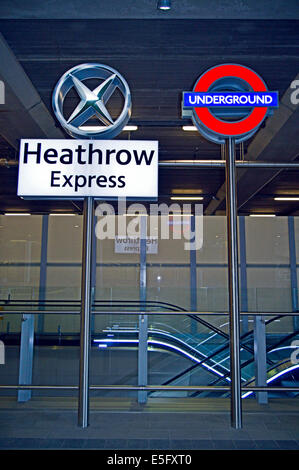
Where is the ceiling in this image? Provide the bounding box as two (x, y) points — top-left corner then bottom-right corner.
(0, 2), (298, 215)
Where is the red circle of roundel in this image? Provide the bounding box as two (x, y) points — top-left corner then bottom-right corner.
(193, 64), (268, 137)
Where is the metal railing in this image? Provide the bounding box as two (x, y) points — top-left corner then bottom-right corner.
(0, 307), (298, 397)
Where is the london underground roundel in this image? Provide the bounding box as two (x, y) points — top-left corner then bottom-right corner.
(182, 64), (279, 144)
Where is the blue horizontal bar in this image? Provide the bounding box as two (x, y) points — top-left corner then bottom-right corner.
(183, 91), (279, 108)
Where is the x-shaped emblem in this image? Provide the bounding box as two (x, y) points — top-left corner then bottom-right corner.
(52, 63), (131, 139)
(67, 74), (117, 127)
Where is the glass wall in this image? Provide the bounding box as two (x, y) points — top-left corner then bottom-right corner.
(0, 214), (42, 333)
(45, 214), (83, 333)
(245, 217), (292, 313)
(1, 214), (296, 322)
(0, 213), (298, 399)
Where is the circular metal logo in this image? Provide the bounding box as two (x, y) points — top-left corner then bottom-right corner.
(52, 63), (131, 139)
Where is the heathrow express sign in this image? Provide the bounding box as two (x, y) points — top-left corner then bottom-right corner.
(18, 63), (158, 199)
(182, 64), (279, 144)
(17, 139), (158, 199)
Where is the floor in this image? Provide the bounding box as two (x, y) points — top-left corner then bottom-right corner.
(0, 398), (299, 450)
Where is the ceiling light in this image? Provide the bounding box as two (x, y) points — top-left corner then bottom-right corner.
(170, 196), (204, 201)
(182, 126), (197, 131)
(121, 213), (148, 217)
(79, 125), (138, 132)
(274, 197), (299, 201)
(170, 214), (192, 216)
(4, 212), (31, 216)
(123, 125), (138, 131)
(49, 213), (76, 216)
(157, 0), (171, 10)
(172, 189), (203, 195)
(249, 214), (276, 218)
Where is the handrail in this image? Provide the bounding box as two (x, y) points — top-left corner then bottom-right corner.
(2, 304), (291, 359)
(0, 305), (298, 396)
(1, 309), (298, 316)
(154, 328), (299, 392)
(193, 348), (299, 398)
(0, 299), (185, 311)
(95, 329), (231, 378)
(0, 384), (298, 392)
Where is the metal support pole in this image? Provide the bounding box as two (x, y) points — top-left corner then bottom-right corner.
(91, 215), (97, 335)
(239, 216), (249, 334)
(288, 217), (299, 331)
(225, 137), (242, 429)
(190, 215), (197, 336)
(78, 196), (94, 428)
(18, 313), (34, 402)
(37, 214), (49, 333)
(138, 216), (148, 404)
(254, 315), (268, 404)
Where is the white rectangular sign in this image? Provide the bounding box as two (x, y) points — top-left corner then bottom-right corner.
(17, 139), (158, 199)
(115, 236), (158, 254)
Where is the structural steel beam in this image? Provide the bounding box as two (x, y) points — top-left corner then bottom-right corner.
(0, 33), (64, 149)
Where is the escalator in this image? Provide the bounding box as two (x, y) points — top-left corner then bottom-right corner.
(92, 324), (299, 398)
(0, 297), (298, 398)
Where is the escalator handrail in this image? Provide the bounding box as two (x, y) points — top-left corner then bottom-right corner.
(159, 328), (299, 392)
(2, 297), (294, 377)
(192, 335), (299, 396)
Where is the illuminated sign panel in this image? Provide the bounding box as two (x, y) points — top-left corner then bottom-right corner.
(17, 139), (158, 199)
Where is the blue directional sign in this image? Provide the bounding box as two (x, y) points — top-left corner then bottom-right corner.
(183, 91), (279, 108)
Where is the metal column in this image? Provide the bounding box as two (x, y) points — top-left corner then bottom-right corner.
(78, 196), (94, 428)
(254, 315), (268, 404)
(91, 215), (97, 335)
(225, 137), (242, 429)
(288, 217), (299, 331)
(190, 215), (197, 335)
(239, 216), (249, 334)
(18, 314), (34, 402)
(138, 215), (148, 404)
(37, 214), (49, 334)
